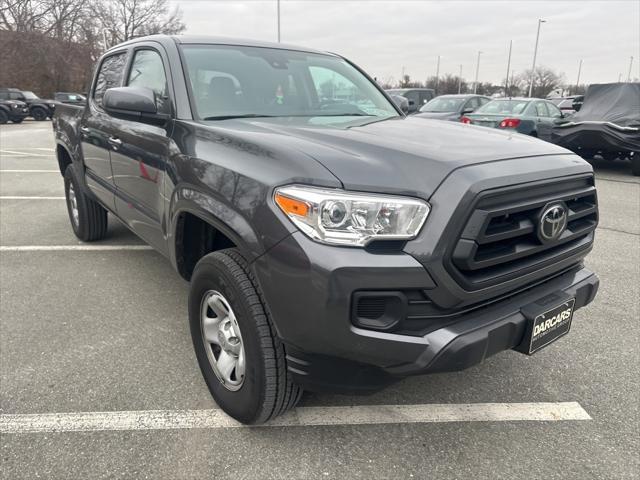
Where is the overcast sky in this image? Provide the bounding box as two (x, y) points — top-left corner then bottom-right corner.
(171, 0), (640, 85)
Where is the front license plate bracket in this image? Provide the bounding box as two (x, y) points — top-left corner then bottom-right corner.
(516, 292), (576, 355)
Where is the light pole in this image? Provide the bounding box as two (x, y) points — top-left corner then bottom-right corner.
(528, 19), (546, 97)
(277, 0), (281, 43)
(458, 64), (463, 94)
(435, 55), (441, 94)
(473, 51), (482, 94)
(627, 56), (634, 82)
(575, 59), (583, 94)
(505, 40), (512, 97)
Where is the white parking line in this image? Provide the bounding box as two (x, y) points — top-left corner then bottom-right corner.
(0, 245), (153, 251)
(0, 196), (64, 200)
(0, 150), (53, 157)
(0, 402), (591, 434)
(0, 170), (58, 173)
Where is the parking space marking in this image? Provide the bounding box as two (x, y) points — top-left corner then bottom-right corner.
(0, 170), (58, 173)
(0, 150), (53, 157)
(0, 245), (152, 251)
(0, 196), (64, 200)
(0, 402), (591, 434)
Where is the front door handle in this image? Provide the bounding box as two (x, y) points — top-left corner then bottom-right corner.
(107, 136), (122, 148)
(80, 126), (90, 135)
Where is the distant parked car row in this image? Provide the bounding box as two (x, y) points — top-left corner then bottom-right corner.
(385, 83), (639, 176)
(0, 88), (86, 123)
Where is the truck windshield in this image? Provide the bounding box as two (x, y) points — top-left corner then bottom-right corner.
(21, 91), (38, 100)
(180, 44), (399, 123)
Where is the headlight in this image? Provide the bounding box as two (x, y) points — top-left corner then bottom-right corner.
(12, 103), (19, 108)
(274, 185), (429, 247)
(48, 103), (56, 108)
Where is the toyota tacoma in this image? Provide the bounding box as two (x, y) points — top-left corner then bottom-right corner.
(53, 35), (600, 424)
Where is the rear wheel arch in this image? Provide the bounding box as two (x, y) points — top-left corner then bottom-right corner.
(56, 144), (73, 176)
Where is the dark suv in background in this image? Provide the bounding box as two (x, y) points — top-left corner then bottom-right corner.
(54, 92), (87, 106)
(386, 88), (435, 113)
(0, 88), (56, 120)
(0, 98), (29, 124)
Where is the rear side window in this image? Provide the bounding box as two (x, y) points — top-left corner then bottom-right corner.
(534, 101), (549, 117)
(93, 52), (127, 108)
(126, 49), (170, 113)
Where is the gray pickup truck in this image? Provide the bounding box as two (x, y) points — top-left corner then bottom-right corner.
(53, 35), (599, 424)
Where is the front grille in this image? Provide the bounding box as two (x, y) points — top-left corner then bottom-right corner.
(448, 175), (597, 290)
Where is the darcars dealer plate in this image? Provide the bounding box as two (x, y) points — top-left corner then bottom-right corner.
(528, 299), (575, 354)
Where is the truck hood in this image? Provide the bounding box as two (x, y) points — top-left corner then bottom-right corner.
(414, 111), (459, 121)
(202, 115), (572, 198)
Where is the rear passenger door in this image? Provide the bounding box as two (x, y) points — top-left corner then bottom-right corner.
(109, 44), (174, 254)
(81, 50), (128, 211)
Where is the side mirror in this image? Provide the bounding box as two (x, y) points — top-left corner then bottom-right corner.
(462, 107), (474, 114)
(390, 94), (409, 114)
(103, 86), (167, 124)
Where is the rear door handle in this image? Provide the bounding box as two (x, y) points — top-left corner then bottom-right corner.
(107, 136), (122, 148)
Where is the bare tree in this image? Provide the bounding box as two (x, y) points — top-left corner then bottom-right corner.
(98, 0), (185, 47)
(0, 0), (52, 32)
(425, 74), (468, 94)
(518, 66), (565, 98)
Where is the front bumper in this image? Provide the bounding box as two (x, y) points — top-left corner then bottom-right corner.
(253, 231), (599, 393)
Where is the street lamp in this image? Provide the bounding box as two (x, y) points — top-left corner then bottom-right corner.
(575, 59), (583, 94)
(473, 51), (482, 94)
(277, 0), (281, 42)
(458, 64), (463, 94)
(628, 56), (634, 82)
(528, 19), (546, 97)
(435, 55), (441, 94)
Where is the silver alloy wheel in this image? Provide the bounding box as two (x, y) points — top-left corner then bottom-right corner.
(68, 183), (79, 227)
(200, 290), (246, 391)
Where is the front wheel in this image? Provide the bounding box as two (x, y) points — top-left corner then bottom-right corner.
(189, 249), (302, 424)
(64, 164), (108, 241)
(631, 152), (640, 176)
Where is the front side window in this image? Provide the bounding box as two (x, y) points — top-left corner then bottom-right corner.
(93, 52), (127, 108)
(181, 44), (398, 124)
(127, 49), (170, 113)
(547, 102), (563, 118)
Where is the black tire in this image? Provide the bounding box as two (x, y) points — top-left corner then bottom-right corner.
(63, 164), (108, 241)
(31, 107), (47, 121)
(631, 153), (640, 177)
(0, 110), (7, 124)
(189, 249), (302, 424)
(11, 118), (23, 124)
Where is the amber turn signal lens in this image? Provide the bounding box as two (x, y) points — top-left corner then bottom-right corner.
(275, 193), (310, 217)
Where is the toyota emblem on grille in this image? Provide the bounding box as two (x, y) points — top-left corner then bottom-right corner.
(538, 203), (568, 243)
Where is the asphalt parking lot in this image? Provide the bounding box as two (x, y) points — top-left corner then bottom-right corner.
(1, 120), (638, 479)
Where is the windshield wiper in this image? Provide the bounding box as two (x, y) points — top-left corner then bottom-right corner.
(203, 114), (277, 120)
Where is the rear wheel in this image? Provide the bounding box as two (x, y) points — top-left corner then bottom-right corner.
(0, 110), (8, 124)
(31, 106), (47, 121)
(64, 164), (108, 241)
(189, 249), (302, 424)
